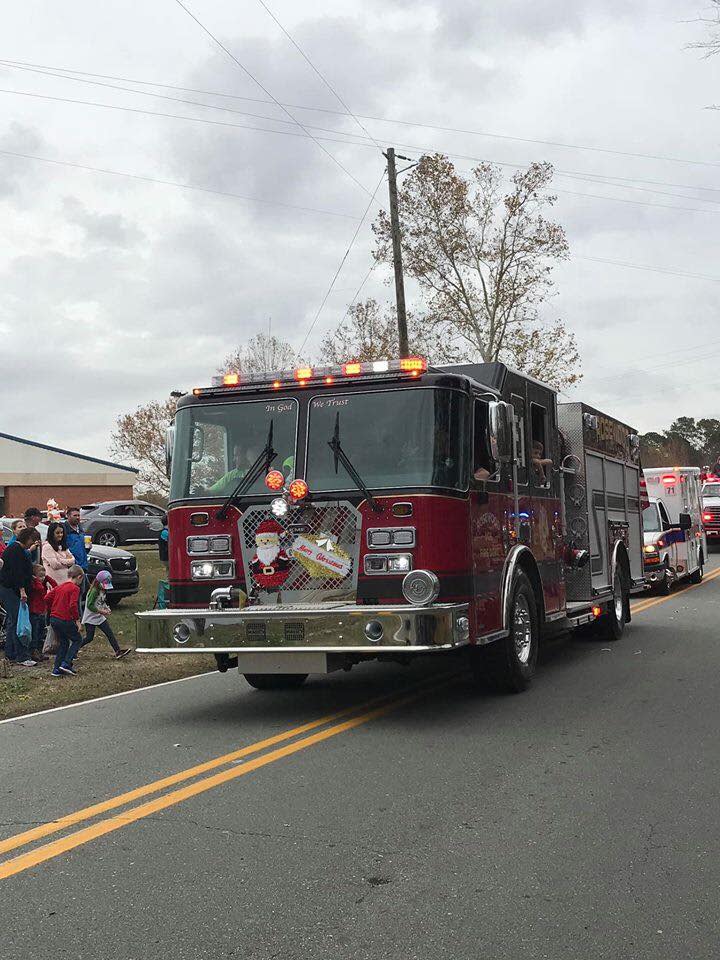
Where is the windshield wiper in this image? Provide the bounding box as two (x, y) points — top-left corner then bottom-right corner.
(328, 412), (382, 513)
(217, 420), (277, 520)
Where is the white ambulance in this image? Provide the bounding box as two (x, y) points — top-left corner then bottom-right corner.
(642, 467), (707, 593)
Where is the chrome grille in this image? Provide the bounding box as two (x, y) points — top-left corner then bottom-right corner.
(284, 622), (305, 643)
(245, 622), (267, 643)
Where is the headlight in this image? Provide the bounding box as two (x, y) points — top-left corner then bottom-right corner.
(191, 560), (235, 580)
(363, 554), (413, 575)
(643, 544), (658, 554)
(402, 570), (440, 605)
(187, 536), (231, 555)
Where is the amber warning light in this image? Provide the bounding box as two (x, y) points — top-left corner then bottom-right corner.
(203, 357), (428, 394)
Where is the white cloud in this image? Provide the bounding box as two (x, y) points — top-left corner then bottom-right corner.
(0, 0), (718, 463)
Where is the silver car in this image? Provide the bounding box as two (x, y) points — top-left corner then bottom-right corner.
(80, 501), (166, 548)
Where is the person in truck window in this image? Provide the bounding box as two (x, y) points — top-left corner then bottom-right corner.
(531, 441), (553, 484)
(208, 444), (256, 494)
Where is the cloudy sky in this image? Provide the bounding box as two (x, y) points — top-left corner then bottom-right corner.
(1, 0), (719, 464)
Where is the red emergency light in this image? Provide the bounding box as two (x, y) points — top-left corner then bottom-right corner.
(662, 475), (676, 485)
(265, 470), (285, 491)
(288, 479), (309, 501)
(703, 513), (712, 521)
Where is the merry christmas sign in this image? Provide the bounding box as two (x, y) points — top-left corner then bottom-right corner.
(290, 535), (352, 580)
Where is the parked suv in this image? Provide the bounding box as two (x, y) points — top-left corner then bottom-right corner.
(0, 520), (139, 607)
(80, 501), (166, 548)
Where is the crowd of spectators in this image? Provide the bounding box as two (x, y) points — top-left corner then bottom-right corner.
(0, 506), (130, 673)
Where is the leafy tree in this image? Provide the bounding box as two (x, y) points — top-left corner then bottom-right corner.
(372, 154), (580, 390)
(110, 397), (177, 494)
(689, 0), (720, 59)
(221, 333), (297, 375)
(319, 298), (459, 364)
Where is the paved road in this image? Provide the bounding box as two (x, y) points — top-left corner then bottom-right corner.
(2, 561), (720, 959)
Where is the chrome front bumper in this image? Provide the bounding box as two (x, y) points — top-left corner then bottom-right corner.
(135, 602), (469, 654)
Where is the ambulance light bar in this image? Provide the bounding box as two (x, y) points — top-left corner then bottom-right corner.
(194, 357), (428, 396)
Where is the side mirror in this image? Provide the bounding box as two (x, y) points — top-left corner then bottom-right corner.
(165, 426), (175, 478)
(678, 512), (692, 531)
(488, 401), (513, 464)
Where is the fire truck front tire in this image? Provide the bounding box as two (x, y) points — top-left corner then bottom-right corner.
(473, 571), (539, 694)
(243, 673), (308, 690)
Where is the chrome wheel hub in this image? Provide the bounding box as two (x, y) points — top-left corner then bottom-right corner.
(613, 573), (623, 621)
(512, 595), (532, 664)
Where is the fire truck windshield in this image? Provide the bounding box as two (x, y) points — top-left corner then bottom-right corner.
(170, 398), (298, 501)
(306, 388), (468, 492)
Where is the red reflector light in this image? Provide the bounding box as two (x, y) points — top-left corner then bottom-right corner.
(662, 475), (676, 485)
(591, 605), (602, 618)
(288, 479), (309, 501)
(295, 367), (313, 381)
(265, 470), (285, 491)
(399, 357), (427, 373)
(342, 362), (362, 376)
(223, 373), (240, 386)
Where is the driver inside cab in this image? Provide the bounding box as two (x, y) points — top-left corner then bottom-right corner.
(209, 444), (256, 493)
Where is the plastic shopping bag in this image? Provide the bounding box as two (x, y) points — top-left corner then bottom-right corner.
(43, 623), (59, 656)
(16, 601), (31, 639)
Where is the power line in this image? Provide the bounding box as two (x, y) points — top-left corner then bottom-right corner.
(592, 347), (720, 383)
(9, 61), (720, 206)
(254, 0), (382, 149)
(2, 57), (718, 171)
(0, 61), (370, 134)
(298, 173), (385, 356)
(170, 0), (371, 196)
(5, 85), (720, 219)
(575, 255), (720, 283)
(0, 148), (360, 219)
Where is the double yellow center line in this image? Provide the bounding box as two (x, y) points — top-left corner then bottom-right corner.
(0, 673), (454, 881)
(1, 566), (717, 881)
(631, 564), (720, 615)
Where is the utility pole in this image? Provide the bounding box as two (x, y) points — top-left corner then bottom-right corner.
(384, 147), (409, 357)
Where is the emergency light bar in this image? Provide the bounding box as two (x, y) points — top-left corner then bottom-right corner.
(194, 357), (428, 396)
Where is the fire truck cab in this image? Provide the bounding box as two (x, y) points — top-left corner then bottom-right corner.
(136, 359), (645, 693)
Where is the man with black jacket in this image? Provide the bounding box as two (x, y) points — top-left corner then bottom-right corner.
(0, 527), (42, 665)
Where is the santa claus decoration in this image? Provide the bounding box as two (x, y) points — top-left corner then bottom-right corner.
(250, 518), (291, 589)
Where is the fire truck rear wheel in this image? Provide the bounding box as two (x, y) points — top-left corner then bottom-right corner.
(243, 673), (308, 690)
(474, 571), (539, 694)
(594, 569), (628, 642)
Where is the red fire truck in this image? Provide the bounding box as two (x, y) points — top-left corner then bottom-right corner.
(136, 358), (645, 692)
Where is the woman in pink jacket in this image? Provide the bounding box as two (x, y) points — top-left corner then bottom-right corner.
(42, 522), (76, 583)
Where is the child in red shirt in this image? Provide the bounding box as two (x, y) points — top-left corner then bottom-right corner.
(28, 564), (57, 662)
(46, 564), (85, 677)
